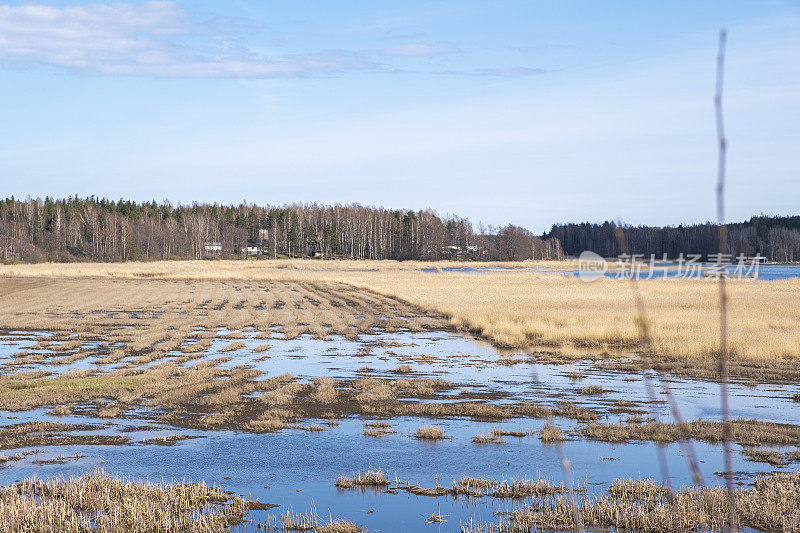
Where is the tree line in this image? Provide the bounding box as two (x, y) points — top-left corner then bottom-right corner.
(0, 197), (564, 263)
(545, 215), (800, 262)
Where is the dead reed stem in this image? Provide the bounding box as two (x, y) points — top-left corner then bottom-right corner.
(714, 27), (736, 532)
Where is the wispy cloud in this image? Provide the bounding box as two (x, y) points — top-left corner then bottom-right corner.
(0, 1), (546, 79)
(0, 1), (379, 77)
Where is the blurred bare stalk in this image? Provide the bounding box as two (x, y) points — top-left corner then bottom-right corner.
(715, 28), (737, 532)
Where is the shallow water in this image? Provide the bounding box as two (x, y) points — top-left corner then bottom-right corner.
(7, 327), (794, 424)
(420, 264), (800, 280)
(0, 412), (785, 531)
(1, 328), (798, 532)
(169, 329), (800, 425)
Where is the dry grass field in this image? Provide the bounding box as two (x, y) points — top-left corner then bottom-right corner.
(353, 270), (800, 358)
(2, 259), (799, 364)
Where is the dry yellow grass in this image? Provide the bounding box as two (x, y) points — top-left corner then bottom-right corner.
(454, 471), (800, 532)
(244, 413), (287, 433)
(414, 426), (445, 440)
(539, 422), (565, 443)
(263, 510), (367, 533)
(342, 269), (800, 361)
(0, 470), (255, 531)
(0, 258), (574, 278)
(311, 377), (338, 404)
(335, 467), (390, 488)
(2, 259), (799, 361)
(472, 428), (505, 444)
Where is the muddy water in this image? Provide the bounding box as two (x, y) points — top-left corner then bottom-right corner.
(1, 329), (798, 532)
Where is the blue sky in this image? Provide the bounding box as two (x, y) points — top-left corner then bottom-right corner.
(1, 1), (798, 232)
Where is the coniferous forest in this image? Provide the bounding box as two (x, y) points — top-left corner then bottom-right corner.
(546, 216), (800, 262)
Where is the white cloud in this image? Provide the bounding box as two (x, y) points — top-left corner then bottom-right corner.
(0, 2), (543, 78)
(0, 1), (379, 77)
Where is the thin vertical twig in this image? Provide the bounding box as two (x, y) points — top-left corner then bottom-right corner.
(714, 28), (737, 532)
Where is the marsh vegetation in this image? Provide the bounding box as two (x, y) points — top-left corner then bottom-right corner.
(0, 262), (798, 531)
(0, 470), (261, 531)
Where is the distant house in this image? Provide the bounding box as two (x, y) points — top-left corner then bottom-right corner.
(204, 242), (222, 253)
(243, 245), (263, 256)
(310, 251), (325, 259)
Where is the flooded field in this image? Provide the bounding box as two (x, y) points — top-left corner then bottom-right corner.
(2, 325), (799, 531)
(0, 273), (798, 531)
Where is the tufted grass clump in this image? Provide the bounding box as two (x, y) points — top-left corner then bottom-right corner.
(335, 468), (390, 489)
(539, 422), (565, 443)
(414, 426), (445, 440)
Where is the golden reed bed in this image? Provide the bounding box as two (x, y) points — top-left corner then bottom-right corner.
(2, 259), (799, 361)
